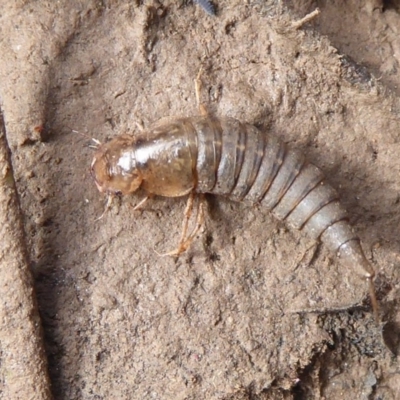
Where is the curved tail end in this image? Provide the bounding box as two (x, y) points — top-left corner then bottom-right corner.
(338, 239), (379, 323)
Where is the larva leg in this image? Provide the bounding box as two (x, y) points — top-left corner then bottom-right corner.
(162, 193), (205, 256)
(179, 191), (196, 248)
(95, 193), (114, 221)
(291, 8), (320, 29)
(194, 67), (209, 116)
(157, 192), (195, 256)
(131, 194), (153, 211)
(90, 138), (102, 149)
(135, 119), (145, 132)
(181, 194), (205, 251)
(71, 129), (102, 149)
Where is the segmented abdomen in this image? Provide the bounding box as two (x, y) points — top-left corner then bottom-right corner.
(191, 116), (359, 256)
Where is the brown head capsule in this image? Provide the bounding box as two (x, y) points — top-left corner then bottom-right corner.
(91, 134), (143, 196)
(91, 120), (198, 198)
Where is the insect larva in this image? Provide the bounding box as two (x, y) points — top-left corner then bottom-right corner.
(90, 115), (378, 318)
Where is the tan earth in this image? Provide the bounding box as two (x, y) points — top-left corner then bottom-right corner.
(0, 0), (400, 399)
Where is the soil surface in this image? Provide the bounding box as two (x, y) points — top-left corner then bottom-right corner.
(0, 0), (400, 399)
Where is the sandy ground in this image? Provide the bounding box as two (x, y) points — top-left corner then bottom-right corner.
(0, 0), (400, 399)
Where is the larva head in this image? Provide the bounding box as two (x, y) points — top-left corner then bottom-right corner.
(91, 134), (143, 196)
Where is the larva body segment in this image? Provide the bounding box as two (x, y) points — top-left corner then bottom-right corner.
(194, 0), (216, 15)
(91, 115), (376, 310)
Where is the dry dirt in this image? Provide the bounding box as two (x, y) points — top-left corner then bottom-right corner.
(0, 0), (400, 399)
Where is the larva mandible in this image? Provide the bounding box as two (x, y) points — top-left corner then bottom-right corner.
(90, 115), (378, 318)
